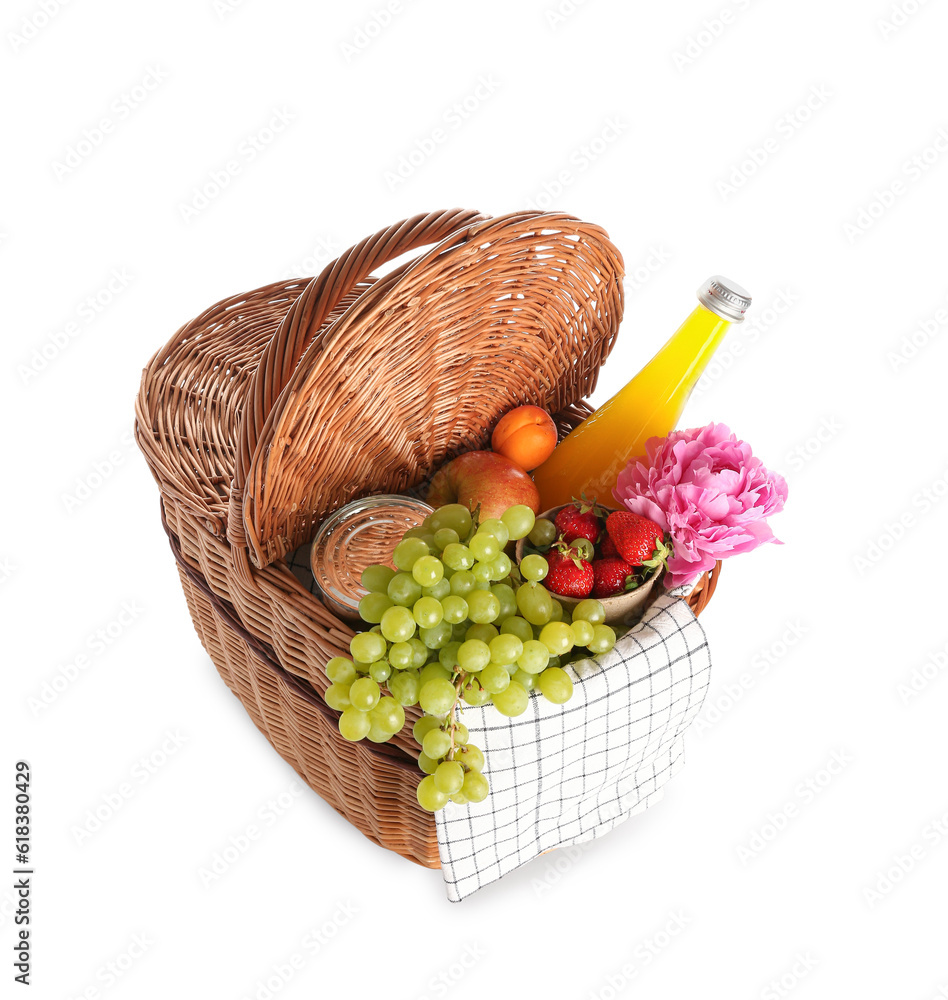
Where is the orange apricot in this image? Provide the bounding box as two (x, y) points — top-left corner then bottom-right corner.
(491, 405), (558, 471)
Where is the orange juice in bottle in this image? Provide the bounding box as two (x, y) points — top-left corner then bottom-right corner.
(532, 276), (752, 510)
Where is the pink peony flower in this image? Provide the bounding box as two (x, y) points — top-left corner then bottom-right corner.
(613, 423), (788, 589)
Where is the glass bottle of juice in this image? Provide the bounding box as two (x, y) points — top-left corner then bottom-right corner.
(532, 275), (752, 511)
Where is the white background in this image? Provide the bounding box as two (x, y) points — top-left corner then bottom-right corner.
(4, 0), (948, 997)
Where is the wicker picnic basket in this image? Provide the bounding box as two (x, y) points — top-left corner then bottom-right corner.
(135, 209), (719, 868)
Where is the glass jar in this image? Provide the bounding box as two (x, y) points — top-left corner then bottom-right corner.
(310, 494), (434, 621)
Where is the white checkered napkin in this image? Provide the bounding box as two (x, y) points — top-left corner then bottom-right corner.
(434, 594), (711, 902)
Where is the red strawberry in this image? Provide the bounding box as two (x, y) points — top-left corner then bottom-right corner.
(592, 557), (637, 598)
(599, 532), (619, 558)
(605, 511), (670, 568)
(554, 501), (602, 545)
(545, 546), (594, 599)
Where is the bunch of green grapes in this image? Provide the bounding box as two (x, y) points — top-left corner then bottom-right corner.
(322, 503), (618, 812)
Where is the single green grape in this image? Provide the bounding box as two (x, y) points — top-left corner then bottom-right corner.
(350, 631), (386, 664)
(422, 728), (453, 760)
(549, 599), (565, 623)
(387, 573), (422, 607)
(434, 760), (465, 795)
(469, 533), (501, 562)
(489, 553), (512, 581)
(461, 680), (490, 707)
(419, 620), (453, 650)
(457, 639), (491, 672)
(421, 577), (451, 600)
(325, 656), (356, 685)
(501, 504), (536, 541)
(570, 619), (595, 647)
(491, 584), (518, 620)
(380, 606), (416, 643)
(449, 570), (477, 597)
(393, 536), (430, 571)
(460, 743), (485, 771)
(389, 671), (420, 707)
(442, 543), (474, 572)
(368, 659), (392, 683)
(433, 528), (460, 550)
(461, 770), (489, 803)
(324, 683), (351, 711)
(370, 696), (405, 734)
(362, 564), (397, 593)
(358, 591), (393, 624)
(517, 639), (550, 674)
(492, 680), (529, 717)
(413, 715), (442, 744)
(416, 775), (449, 811)
(465, 622), (498, 643)
(419, 662), (452, 687)
(419, 677), (458, 715)
(472, 561), (493, 584)
(479, 662), (511, 694)
(467, 589), (500, 624)
(500, 616), (534, 643)
(538, 666), (573, 704)
(572, 598), (606, 625)
(416, 753), (437, 775)
(477, 518), (510, 546)
(438, 641), (462, 671)
(519, 554), (549, 582)
(412, 555), (445, 587)
(349, 677), (381, 711)
(429, 504), (474, 538)
(408, 637), (429, 669)
(441, 595), (468, 624)
(490, 633), (524, 664)
(528, 518), (557, 547)
(513, 668), (538, 692)
(338, 708), (371, 741)
(589, 623), (617, 654)
(571, 538), (596, 561)
(517, 582), (553, 625)
(454, 722), (469, 744)
(412, 596), (444, 629)
(540, 621), (574, 656)
(388, 641), (414, 670)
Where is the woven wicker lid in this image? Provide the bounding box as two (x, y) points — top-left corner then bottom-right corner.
(231, 210), (625, 568)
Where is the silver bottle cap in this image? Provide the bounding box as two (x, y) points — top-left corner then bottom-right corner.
(697, 275), (752, 323)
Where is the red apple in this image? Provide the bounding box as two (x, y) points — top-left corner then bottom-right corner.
(427, 451), (540, 520)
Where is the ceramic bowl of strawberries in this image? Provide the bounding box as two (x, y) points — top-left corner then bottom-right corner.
(514, 501), (671, 626)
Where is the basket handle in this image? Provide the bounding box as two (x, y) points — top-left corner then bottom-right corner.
(231, 209), (487, 500)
